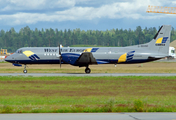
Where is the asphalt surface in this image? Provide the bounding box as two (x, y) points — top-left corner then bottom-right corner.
(1, 73), (176, 77)
(0, 113), (176, 120)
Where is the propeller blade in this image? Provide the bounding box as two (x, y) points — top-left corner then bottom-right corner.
(59, 44), (61, 55)
(60, 56), (61, 68)
(59, 44), (62, 68)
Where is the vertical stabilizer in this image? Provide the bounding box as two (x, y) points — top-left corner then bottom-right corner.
(147, 25), (171, 55)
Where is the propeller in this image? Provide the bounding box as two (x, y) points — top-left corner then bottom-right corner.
(59, 44), (62, 68)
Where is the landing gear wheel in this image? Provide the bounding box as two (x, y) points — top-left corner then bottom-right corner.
(85, 68), (91, 74)
(23, 69), (27, 73)
(23, 64), (27, 73)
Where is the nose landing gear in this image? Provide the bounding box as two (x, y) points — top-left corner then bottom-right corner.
(23, 65), (27, 73)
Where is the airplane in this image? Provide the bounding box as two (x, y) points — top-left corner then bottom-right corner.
(5, 25), (171, 74)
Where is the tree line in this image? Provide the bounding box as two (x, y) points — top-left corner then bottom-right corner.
(0, 26), (175, 52)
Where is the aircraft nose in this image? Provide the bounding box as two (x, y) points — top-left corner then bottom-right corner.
(5, 55), (14, 63)
(5, 56), (10, 62)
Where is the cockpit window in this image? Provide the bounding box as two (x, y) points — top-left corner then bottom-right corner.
(16, 50), (23, 54)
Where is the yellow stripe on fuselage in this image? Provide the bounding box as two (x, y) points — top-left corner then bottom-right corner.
(23, 51), (34, 57)
(118, 53), (127, 63)
(83, 48), (92, 52)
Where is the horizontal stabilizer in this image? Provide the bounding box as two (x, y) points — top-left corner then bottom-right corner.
(148, 55), (168, 61)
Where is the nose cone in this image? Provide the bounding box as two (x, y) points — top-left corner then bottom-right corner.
(5, 55), (14, 63)
(5, 55), (10, 62)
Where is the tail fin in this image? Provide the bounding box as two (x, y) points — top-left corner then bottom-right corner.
(147, 25), (171, 55)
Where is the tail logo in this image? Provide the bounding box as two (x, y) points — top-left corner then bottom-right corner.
(23, 51), (40, 60)
(155, 37), (168, 46)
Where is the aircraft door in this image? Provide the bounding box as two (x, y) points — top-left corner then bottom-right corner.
(108, 48), (118, 63)
(108, 48), (113, 63)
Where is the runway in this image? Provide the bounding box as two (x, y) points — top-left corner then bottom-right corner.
(0, 113), (176, 120)
(0, 73), (176, 77)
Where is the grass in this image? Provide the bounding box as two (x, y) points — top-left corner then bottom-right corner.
(0, 76), (176, 113)
(1, 62), (176, 73)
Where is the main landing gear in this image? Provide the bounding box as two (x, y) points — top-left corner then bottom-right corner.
(85, 67), (91, 74)
(23, 65), (27, 73)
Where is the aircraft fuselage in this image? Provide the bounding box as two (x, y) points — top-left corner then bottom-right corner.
(6, 46), (161, 66)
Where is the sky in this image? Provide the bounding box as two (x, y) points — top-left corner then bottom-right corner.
(0, 0), (176, 32)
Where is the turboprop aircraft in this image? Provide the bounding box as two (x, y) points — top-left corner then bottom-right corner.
(5, 25), (171, 74)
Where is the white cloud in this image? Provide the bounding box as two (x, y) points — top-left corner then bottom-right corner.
(0, 0), (75, 11)
(0, 0), (175, 26)
(56, 0), (164, 20)
(171, 1), (176, 5)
